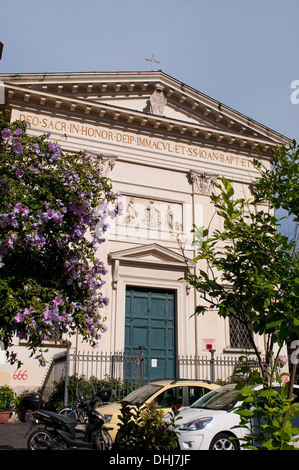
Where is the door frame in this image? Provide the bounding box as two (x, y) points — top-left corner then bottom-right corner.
(108, 243), (194, 362)
(125, 284), (178, 381)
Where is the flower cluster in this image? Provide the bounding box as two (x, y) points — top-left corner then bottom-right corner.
(0, 115), (121, 366)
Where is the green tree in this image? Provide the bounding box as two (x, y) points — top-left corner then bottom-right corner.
(0, 113), (122, 366)
(185, 176), (299, 380)
(254, 140), (299, 222)
(183, 141), (299, 442)
(253, 141), (299, 411)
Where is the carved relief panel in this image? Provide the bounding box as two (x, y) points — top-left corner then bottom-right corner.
(116, 195), (183, 240)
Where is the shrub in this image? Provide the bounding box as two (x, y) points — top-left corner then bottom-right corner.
(0, 385), (15, 411)
(116, 401), (180, 450)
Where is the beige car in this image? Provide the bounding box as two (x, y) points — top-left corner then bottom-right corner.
(97, 379), (219, 442)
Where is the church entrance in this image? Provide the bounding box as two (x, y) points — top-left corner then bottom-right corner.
(125, 286), (176, 384)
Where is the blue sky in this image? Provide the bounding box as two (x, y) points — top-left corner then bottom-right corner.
(1, 0), (298, 237)
(1, 0), (299, 139)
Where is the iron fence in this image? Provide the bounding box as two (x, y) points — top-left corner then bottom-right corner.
(41, 347), (145, 405)
(178, 351), (261, 383)
(40, 348), (262, 406)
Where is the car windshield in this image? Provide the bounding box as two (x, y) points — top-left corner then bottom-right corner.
(191, 384), (240, 411)
(123, 384), (163, 405)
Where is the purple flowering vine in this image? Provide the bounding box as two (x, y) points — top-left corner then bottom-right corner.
(0, 114), (121, 367)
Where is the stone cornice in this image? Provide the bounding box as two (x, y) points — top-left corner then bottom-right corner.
(0, 70), (290, 153)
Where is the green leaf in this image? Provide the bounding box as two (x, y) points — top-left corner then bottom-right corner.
(240, 386), (253, 396)
(258, 389), (278, 398)
(234, 408), (254, 418)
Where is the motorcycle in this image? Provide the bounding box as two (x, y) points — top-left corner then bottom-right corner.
(25, 381), (113, 450)
(58, 389), (112, 423)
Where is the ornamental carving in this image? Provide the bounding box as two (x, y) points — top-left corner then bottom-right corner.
(93, 154), (117, 176)
(149, 84), (167, 116)
(117, 195), (182, 239)
(189, 170), (218, 195)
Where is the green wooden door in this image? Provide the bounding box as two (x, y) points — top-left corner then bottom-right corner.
(125, 286), (176, 383)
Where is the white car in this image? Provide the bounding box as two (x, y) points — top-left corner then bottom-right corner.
(165, 383), (299, 450)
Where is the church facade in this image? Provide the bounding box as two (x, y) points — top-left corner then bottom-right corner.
(0, 71), (289, 390)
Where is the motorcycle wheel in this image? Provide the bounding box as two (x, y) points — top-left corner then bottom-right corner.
(27, 428), (54, 450)
(58, 407), (72, 415)
(94, 428), (113, 450)
(76, 409), (88, 424)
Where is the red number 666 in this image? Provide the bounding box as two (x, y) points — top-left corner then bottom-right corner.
(13, 370), (28, 381)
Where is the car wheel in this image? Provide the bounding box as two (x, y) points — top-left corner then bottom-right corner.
(209, 432), (239, 450)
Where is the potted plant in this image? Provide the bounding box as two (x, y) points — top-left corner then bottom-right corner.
(0, 385), (15, 423)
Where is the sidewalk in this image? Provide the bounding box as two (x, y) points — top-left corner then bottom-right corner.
(0, 420), (31, 450)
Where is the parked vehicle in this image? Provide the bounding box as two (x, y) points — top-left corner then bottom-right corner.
(25, 381), (112, 450)
(165, 383), (299, 450)
(59, 389), (112, 423)
(98, 379), (219, 443)
(58, 400), (88, 424)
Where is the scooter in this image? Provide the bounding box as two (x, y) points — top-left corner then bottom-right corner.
(26, 385), (113, 450)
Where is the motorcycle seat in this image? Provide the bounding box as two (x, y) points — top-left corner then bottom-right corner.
(39, 410), (77, 425)
(58, 413), (77, 425)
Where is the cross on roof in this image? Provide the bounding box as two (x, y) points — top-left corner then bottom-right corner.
(146, 54), (160, 71)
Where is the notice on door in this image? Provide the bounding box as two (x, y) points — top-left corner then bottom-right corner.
(151, 359), (158, 368)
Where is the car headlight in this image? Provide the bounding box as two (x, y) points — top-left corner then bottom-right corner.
(102, 414), (112, 423)
(178, 417), (213, 431)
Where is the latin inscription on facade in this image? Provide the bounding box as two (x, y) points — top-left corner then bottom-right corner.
(12, 110), (254, 169)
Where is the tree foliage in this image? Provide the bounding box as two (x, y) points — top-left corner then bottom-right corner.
(233, 370), (299, 450)
(0, 113), (122, 365)
(183, 142), (299, 444)
(184, 140), (299, 381)
(254, 140), (299, 222)
(185, 175), (299, 377)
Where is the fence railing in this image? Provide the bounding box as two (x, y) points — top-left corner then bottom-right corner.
(178, 351), (261, 383)
(41, 347), (145, 405)
(40, 348), (262, 406)
(68, 348), (145, 400)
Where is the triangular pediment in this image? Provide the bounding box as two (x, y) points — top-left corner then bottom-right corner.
(109, 243), (192, 268)
(0, 70), (289, 150)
